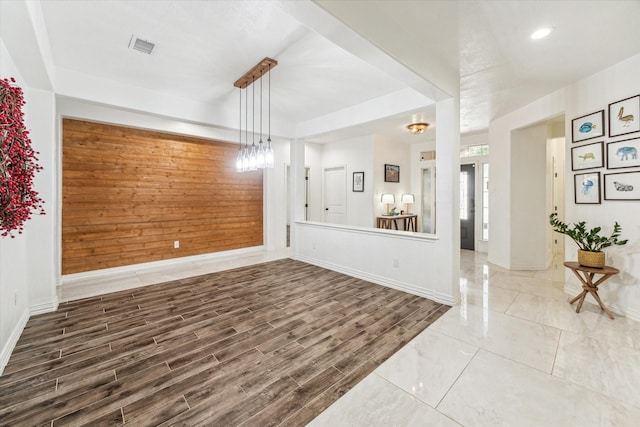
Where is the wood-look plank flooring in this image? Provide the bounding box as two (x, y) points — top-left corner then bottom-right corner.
(0, 259), (449, 426)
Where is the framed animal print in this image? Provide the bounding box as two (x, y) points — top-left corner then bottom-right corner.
(604, 171), (640, 201)
(574, 172), (601, 204)
(609, 95), (640, 138)
(572, 110), (604, 143)
(571, 141), (603, 171)
(607, 138), (640, 169)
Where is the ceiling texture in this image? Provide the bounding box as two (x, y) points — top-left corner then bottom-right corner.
(9, 0), (640, 144)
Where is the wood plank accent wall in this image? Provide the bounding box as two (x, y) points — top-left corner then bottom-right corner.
(62, 119), (263, 274)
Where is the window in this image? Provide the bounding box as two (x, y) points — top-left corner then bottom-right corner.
(460, 144), (489, 158)
(460, 171), (468, 220)
(482, 163), (489, 240)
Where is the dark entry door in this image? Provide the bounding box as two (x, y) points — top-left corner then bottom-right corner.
(460, 164), (475, 250)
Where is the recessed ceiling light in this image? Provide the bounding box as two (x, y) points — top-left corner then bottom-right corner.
(530, 27), (554, 40)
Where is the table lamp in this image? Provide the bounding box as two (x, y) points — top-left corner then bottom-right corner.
(381, 193), (395, 215)
(401, 193), (415, 214)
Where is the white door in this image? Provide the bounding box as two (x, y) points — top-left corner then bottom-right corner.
(324, 166), (346, 224)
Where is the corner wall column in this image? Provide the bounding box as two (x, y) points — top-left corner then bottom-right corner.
(435, 96), (461, 303)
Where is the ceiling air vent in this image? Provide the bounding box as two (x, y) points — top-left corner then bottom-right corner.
(129, 35), (155, 55)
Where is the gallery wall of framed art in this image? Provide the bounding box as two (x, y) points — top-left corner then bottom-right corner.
(570, 93), (639, 204)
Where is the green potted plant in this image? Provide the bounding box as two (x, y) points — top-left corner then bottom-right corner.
(549, 213), (627, 268)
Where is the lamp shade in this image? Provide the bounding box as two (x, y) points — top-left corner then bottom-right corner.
(401, 194), (415, 204)
(381, 193), (395, 204)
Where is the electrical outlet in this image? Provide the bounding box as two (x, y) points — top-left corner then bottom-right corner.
(174, 240), (179, 249)
(393, 258), (399, 268)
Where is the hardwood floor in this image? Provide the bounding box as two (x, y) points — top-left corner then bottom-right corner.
(0, 259), (449, 426)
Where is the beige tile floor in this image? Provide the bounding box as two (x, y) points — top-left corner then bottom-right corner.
(59, 249), (640, 426)
(310, 250), (640, 426)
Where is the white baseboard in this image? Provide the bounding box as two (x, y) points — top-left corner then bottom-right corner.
(0, 308), (29, 375)
(61, 245), (266, 283)
(30, 297), (59, 316)
(294, 254), (460, 306)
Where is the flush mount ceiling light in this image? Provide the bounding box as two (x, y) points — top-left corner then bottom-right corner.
(530, 27), (554, 40)
(407, 123), (429, 135)
(128, 35), (156, 54)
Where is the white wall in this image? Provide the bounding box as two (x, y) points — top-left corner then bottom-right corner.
(489, 53), (640, 319)
(322, 136), (375, 227)
(488, 89), (566, 268)
(0, 38), (49, 372)
(510, 124), (549, 269)
(305, 142), (324, 222)
(563, 54), (640, 318)
(373, 136), (411, 217)
(295, 222), (453, 303)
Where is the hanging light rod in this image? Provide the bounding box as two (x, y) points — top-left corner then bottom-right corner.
(234, 57), (278, 89)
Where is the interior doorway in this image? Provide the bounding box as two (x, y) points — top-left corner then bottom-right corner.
(323, 166), (346, 224)
(460, 163), (475, 250)
(286, 166), (309, 247)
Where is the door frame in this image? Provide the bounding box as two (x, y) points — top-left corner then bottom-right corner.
(460, 161), (478, 250)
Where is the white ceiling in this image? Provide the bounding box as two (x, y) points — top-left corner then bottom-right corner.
(28, 0), (640, 143)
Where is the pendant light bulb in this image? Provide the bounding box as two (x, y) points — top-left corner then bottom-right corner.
(249, 143), (257, 171)
(242, 147), (250, 172)
(265, 137), (274, 168)
(257, 139), (266, 168)
(236, 146), (243, 172)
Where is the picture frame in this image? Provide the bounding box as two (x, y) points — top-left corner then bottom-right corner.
(352, 171), (364, 192)
(574, 172), (601, 204)
(571, 110), (604, 143)
(571, 141), (604, 171)
(609, 94), (640, 138)
(604, 171), (640, 201)
(384, 164), (400, 183)
(606, 137), (640, 169)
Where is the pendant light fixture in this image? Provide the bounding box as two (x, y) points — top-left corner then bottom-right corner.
(234, 57), (277, 172)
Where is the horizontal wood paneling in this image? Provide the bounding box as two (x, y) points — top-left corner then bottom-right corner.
(62, 119), (263, 274)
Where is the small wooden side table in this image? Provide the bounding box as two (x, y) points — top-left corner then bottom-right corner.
(376, 214), (417, 232)
(563, 261), (619, 319)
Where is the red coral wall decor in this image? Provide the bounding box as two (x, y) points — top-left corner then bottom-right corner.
(0, 77), (45, 238)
